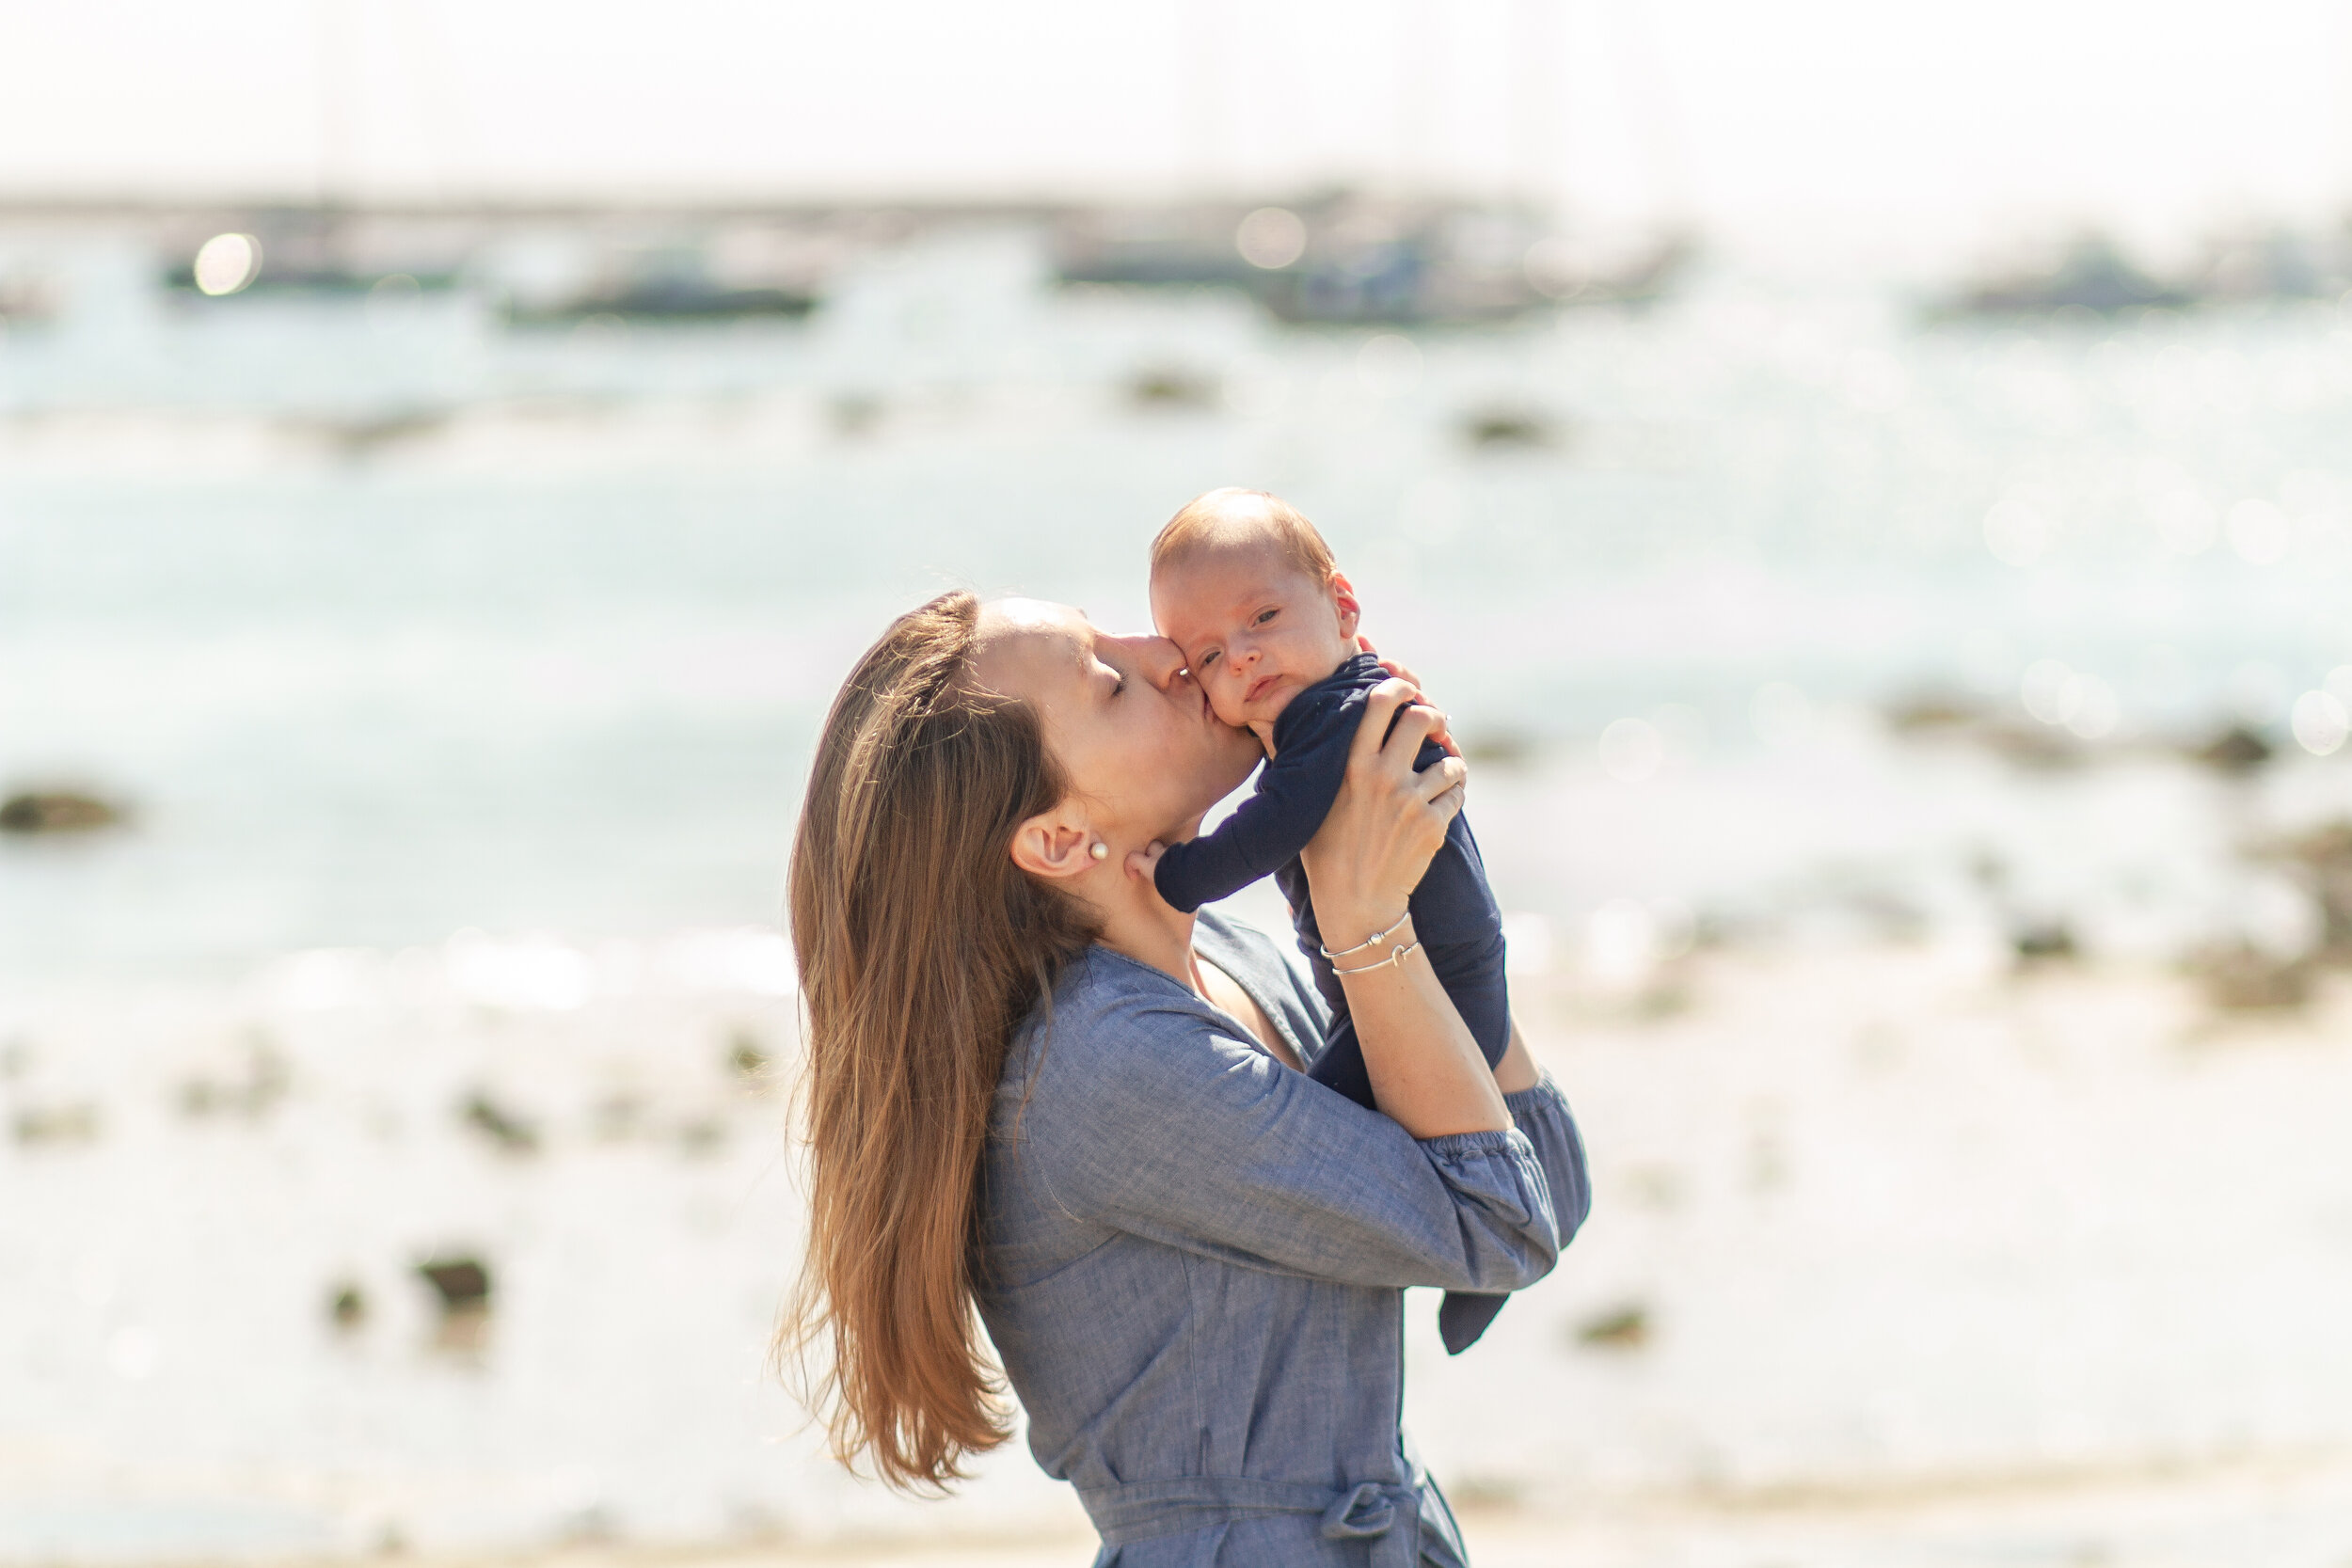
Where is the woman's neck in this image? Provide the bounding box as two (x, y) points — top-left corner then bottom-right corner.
(1084, 868), (1203, 992)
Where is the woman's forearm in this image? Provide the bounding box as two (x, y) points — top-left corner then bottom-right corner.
(1301, 678), (1511, 1138)
(1494, 1018), (1539, 1096)
(1329, 914), (1512, 1138)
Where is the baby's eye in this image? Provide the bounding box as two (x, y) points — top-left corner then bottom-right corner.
(1253, 610), (1278, 626)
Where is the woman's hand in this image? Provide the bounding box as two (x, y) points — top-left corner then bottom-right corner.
(1298, 678), (1468, 953)
(1356, 634), (1458, 757)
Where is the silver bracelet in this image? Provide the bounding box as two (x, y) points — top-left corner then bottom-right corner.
(1329, 940), (1421, 976)
(1319, 909), (1411, 960)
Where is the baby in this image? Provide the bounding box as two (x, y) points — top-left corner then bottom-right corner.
(1144, 487), (1513, 1355)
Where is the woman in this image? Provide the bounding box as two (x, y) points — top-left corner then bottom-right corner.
(785, 591), (1588, 1565)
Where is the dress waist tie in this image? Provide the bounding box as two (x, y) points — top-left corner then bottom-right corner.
(1077, 1475), (1422, 1566)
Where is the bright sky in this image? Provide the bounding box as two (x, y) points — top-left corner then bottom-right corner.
(1, 0), (2344, 262)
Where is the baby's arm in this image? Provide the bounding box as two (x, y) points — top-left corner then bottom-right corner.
(1151, 709), (1358, 912)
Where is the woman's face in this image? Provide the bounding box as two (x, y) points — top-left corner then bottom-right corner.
(971, 598), (1261, 845)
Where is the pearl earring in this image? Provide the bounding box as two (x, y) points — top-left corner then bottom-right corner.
(1089, 841), (1109, 861)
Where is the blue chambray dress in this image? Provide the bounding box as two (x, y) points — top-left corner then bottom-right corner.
(977, 911), (1592, 1567)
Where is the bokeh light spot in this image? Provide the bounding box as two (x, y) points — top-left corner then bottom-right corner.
(1234, 207), (1307, 270)
(192, 232), (261, 296)
(2292, 690), (2349, 755)
(2020, 658), (2079, 725)
(1598, 717), (1664, 782)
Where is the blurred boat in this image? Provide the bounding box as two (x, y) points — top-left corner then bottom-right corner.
(503, 273), (817, 325)
(2190, 221), (2352, 302)
(1934, 220), (2352, 319)
(1054, 191), (1692, 325)
(1935, 233), (2194, 317)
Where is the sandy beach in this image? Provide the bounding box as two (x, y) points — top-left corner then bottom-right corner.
(9, 920), (2352, 1566)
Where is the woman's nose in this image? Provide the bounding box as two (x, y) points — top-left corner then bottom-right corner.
(1113, 634), (1189, 690)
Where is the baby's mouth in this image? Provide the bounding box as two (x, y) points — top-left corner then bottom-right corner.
(1244, 673), (1281, 705)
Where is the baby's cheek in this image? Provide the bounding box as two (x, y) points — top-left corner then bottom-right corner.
(1204, 675), (1250, 729)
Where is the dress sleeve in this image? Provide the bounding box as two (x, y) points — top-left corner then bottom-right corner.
(1505, 1074), (1592, 1243)
(1026, 993), (1564, 1292)
(1152, 707), (1356, 913)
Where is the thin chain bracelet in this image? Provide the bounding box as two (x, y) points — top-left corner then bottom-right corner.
(1330, 940), (1422, 976)
(1319, 908), (1411, 960)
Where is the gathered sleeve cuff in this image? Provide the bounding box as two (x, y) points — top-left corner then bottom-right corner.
(1408, 1125), (1564, 1291)
(1504, 1073), (1592, 1244)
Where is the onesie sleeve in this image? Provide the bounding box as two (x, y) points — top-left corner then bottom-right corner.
(1152, 700), (1358, 912)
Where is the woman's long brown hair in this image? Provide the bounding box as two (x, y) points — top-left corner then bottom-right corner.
(779, 591), (1100, 1491)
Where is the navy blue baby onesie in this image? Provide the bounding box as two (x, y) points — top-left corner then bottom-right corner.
(1152, 652), (1513, 1354)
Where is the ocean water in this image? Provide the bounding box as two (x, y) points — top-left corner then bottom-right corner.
(7, 225), (2352, 981)
(8, 224), (2352, 1561)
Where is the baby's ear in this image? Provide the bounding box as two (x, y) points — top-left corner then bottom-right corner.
(1328, 571), (1362, 639)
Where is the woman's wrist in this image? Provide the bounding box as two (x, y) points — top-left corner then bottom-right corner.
(1319, 905), (1415, 962)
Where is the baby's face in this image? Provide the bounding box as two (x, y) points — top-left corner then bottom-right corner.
(1151, 547), (1359, 735)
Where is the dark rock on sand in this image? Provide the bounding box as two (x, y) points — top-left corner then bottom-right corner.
(1461, 730), (1538, 768)
(416, 1257), (491, 1310)
(2259, 820), (2352, 962)
(726, 1029), (771, 1082)
(459, 1092), (539, 1155)
(2192, 725), (2272, 774)
(1574, 1304), (1651, 1351)
(1979, 721), (2086, 769)
(416, 1255), (493, 1354)
(177, 1037), (292, 1120)
(0, 789), (127, 834)
(329, 1282), (368, 1333)
(1126, 368), (1219, 410)
(2012, 921), (2079, 964)
(1463, 407), (1560, 451)
(12, 1102), (100, 1146)
(2190, 942), (2314, 1011)
(1883, 690), (1988, 734)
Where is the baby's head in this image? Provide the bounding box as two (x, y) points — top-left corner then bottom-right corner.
(1149, 488), (1361, 736)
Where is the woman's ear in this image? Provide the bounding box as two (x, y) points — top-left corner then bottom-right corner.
(1328, 571), (1362, 641)
(1009, 804), (1098, 881)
